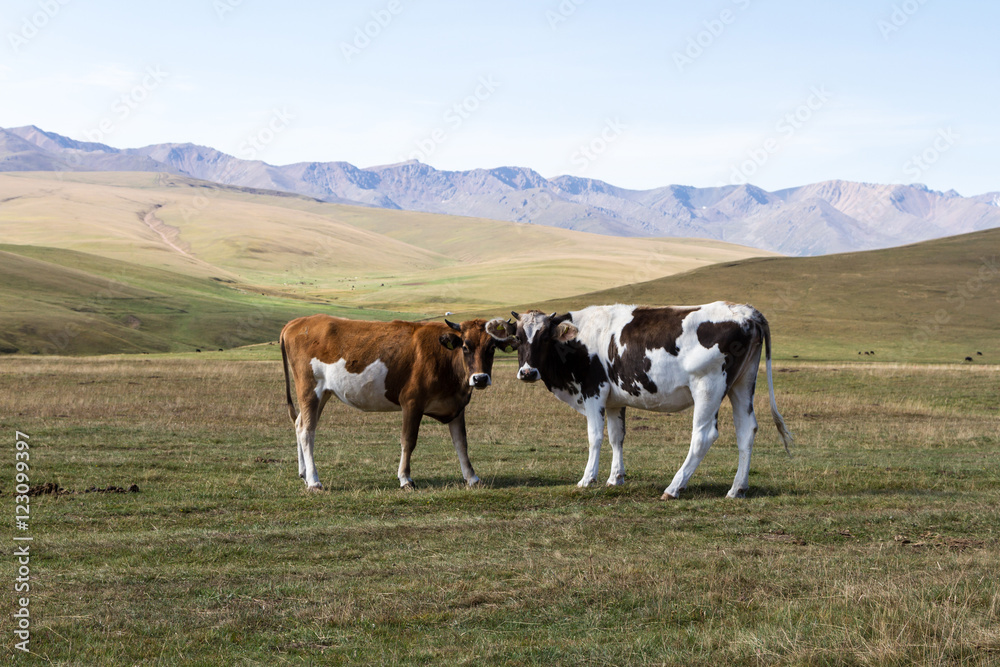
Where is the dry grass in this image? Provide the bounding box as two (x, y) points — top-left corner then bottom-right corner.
(514, 227), (1000, 365)
(0, 172), (771, 314)
(1, 354), (999, 664)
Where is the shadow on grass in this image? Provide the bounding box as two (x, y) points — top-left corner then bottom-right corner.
(310, 476), (797, 499)
(306, 475), (573, 494)
(676, 481), (798, 499)
(381, 474), (576, 491)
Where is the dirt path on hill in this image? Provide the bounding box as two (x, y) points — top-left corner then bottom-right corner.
(141, 204), (192, 257)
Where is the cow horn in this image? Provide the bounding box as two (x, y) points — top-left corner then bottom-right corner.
(511, 311), (520, 319)
(549, 312), (557, 318)
(445, 319), (462, 332)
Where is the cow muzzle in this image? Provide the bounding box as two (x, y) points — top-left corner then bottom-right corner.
(469, 373), (491, 389)
(517, 365), (540, 383)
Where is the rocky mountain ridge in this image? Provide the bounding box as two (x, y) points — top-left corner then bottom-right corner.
(2, 124), (997, 256)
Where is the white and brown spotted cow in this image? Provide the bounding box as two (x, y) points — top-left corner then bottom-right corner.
(280, 316), (504, 490)
(486, 302), (793, 499)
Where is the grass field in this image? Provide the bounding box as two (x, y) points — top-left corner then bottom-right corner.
(2, 170), (999, 664)
(2, 353), (998, 664)
(0, 171), (771, 356)
(506, 227), (1000, 365)
(0, 171), (769, 314)
(0, 244), (409, 356)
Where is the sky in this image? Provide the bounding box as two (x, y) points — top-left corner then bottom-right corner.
(1, 0), (998, 195)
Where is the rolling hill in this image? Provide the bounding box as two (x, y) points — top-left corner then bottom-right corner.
(0, 244), (404, 355)
(0, 171), (772, 354)
(4, 170), (996, 362)
(3, 124), (998, 256)
(506, 227), (1000, 364)
(0, 171), (770, 313)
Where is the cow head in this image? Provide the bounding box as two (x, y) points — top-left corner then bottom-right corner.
(440, 319), (499, 390)
(488, 310), (577, 383)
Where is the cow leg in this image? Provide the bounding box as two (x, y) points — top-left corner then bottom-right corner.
(297, 427), (306, 480)
(397, 406), (422, 489)
(295, 392), (323, 490)
(662, 378), (726, 499)
(606, 407), (626, 486)
(447, 410), (481, 487)
(578, 404), (606, 487)
(727, 374), (759, 499)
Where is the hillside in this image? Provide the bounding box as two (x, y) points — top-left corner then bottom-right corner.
(0, 244), (405, 355)
(3, 125), (998, 256)
(0, 171), (770, 313)
(506, 228), (1000, 364)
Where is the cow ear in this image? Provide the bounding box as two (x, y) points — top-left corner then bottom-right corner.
(485, 317), (515, 339)
(485, 318), (518, 352)
(439, 333), (461, 350)
(553, 322), (578, 343)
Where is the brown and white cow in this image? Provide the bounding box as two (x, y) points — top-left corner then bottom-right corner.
(486, 302), (793, 499)
(280, 315), (505, 490)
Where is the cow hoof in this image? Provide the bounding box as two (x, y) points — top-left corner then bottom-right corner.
(577, 478), (596, 488)
(660, 491), (678, 500)
(400, 482), (416, 492)
(306, 483), (324, 492)
(466, 476), (482, 488)
(726, 488), (748, 499)
(606, 475), (625, 487)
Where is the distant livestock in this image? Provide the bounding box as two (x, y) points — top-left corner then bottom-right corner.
(280, 316), (503, 490)
(487, 302), (794, 499)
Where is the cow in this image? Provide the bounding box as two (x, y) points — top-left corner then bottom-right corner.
(280, 316), (506, 490)
(486, 302), (794, 499)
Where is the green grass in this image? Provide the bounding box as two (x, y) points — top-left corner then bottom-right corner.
(0, 171), (768, 315)
(505, 227), (1000, 365)
(0, 244), (411, 355)
(5, 171), (998, 364)
(2, 354), (998, 664)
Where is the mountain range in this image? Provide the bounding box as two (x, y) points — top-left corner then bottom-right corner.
(2, 124), (998, 256)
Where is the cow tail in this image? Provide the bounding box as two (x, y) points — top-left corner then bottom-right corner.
(280, 331), (298, 424)
(759, 315), (794, 455)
